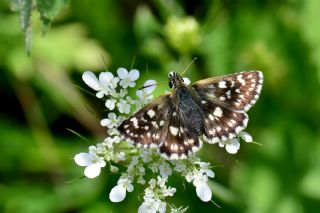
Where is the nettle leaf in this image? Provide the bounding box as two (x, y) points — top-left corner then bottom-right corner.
(36, 0), (70, 34)
(9, 0), (69, 54)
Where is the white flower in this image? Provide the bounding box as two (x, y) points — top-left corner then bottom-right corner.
(173, 161), (187, 173)
(74, 152), (106, 178)
(192, 173), (212, 202)
(100, 112), (120, 129)
(110, 165), (119, 173)
(138, 177), (146, 185)
(225, 138), (240, 154)
(239, 131), (253, 142)
(117, 99), (131, 114)
(162, 187), (176, 197)
(105, 98), (117, 110)
(109, 177), (134, 202)
(206, 170), (215, 178)
(195, 182), (212, 202)
(157, 176), (167, 188)
(185, 172), (194, 183)
(183, 77), (191, 85)
(117, 152), (126, 161)
(82, 71), (119, 98)
(141, 150), (153, 163)
(138, 198), (166, 213)
(138, 199), (157, 213)
(193, 173), (208, 187)
(117, 67), (140, 88)
(159, 162), (172, 179)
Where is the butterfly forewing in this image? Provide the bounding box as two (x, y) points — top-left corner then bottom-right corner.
(117, 95), (171, 148)
(192, 71), (263, 112)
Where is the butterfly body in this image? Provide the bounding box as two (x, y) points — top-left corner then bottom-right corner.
(118, 71), (263, 160)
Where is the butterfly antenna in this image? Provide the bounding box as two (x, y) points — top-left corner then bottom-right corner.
(179, 57), (197, 76)
(138, 83), (158, 91)
(138, 81), (169, 90)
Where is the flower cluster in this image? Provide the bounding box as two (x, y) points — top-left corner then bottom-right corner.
(74, 67), (254, 212)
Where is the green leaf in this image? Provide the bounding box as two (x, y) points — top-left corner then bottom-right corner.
(36, 0), (69, 34)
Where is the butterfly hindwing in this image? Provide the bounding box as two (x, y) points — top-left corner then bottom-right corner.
(199, 104), (249, 143)
(117, 95), (171, 148)
(159, 108), (202, 159)
(192, 71), (263, 112)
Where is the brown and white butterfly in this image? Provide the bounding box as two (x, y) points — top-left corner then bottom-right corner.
(117, 71), (263, 160)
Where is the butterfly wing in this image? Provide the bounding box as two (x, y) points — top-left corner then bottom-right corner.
(199, 105), (249, 143)
(117, 95), (171, 148)
(159, 108), (202, 160)
(191, 71), (262, 142)
(192, 71), (263, 112)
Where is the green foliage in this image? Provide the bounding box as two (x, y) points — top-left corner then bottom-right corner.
(1, 0), (320, 212)
(9, 0), (69, 54)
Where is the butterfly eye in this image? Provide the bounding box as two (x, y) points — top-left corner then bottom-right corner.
(168, 71), (174, 78)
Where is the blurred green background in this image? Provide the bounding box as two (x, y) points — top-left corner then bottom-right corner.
(1, 0), (320, 212)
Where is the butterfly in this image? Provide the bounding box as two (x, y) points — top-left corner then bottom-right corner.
(117, 71), (263, 160)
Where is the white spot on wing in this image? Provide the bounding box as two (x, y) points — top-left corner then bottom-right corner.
(218, 81), (227, 88)
(170, 126), (179, 136)
(147, 109), (155, 118)
(213, 107), (223, 117)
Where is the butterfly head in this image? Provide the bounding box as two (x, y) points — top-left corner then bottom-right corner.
(168, 71), (185, 88)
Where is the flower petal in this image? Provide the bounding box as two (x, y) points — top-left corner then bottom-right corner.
(74, 153), (93, 166)
(84, 163), (101, 178)
(82, 71), (100, 91)
(117, 67), (128, 79)
(239, 131), (253, 142)
(108, 112), (117, 119)
(128, 69), (140, 81)
(109, 184), (127, 202)
(196, 183), (212, 202)
(183, 77), (191, 85)
(225, 138), (240, 154)
(128, 81), (136, 88)
(99, 72), (113, 84)
(206, 170), (215, 178)
(96, 91), (104, 98)
(100, 118), (111, 127)
(127, 184), (134, 192)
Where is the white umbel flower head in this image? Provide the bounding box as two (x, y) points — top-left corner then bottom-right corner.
(109, 177), (134, 202)
(117, 67), (140, 88)
(74, 152), (106, 178)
